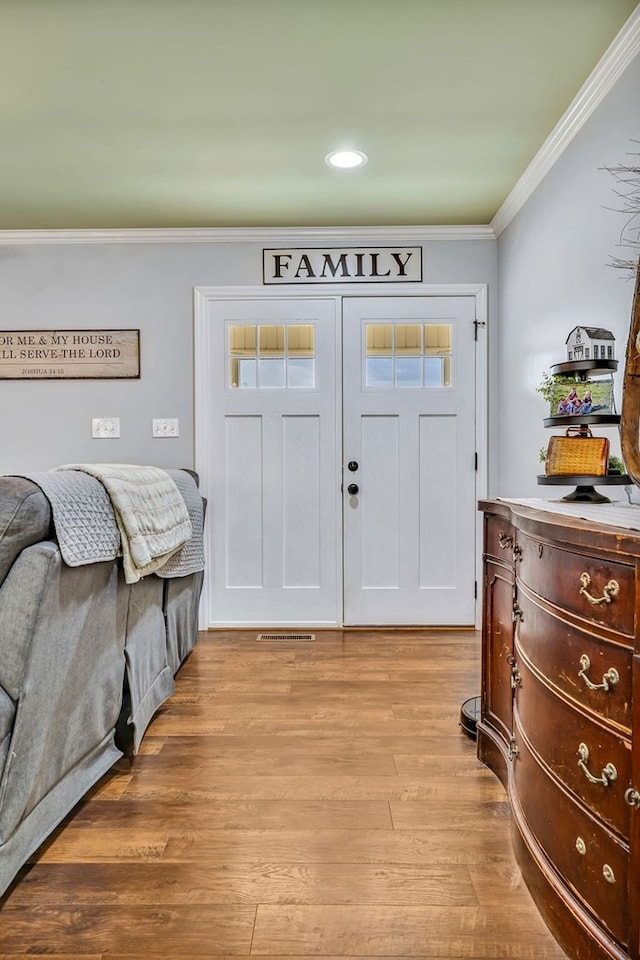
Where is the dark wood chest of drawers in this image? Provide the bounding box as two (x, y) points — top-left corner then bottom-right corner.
(479, 499), (640, 960)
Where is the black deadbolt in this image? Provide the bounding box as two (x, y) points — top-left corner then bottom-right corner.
(347, 461), (359, 472)
(347, 483), (359, 495)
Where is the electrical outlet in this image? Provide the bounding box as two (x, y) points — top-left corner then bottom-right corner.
(152, 418), (179, 438)
(92, 417), (120, 439)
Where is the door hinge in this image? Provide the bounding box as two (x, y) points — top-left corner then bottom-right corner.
(474, 580), (478, 599)
(474, 452), (478, 471)
(473, 318), (486, 341)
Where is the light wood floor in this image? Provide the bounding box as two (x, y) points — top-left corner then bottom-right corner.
(0, 628), (568, 958)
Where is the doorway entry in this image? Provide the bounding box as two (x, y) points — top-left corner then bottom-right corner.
(195, 286), (486, 627)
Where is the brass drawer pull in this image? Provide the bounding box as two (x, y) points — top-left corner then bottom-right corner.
(578, 654), (620, 692)
(506, 654), (521, 689)
(498, 531), (513, 549)
(577, 743), (617, 786)
(603, 864), (616, 884)
(579, 572), (619, 606)
(625, 787), (640, 809)
(575, 837), (587, 855)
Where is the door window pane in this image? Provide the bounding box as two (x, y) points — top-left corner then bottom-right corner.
(425, 357), (444, 387)
(230, 323), (315, 388)
(365, 321), (452, 389)
(259, 358), (286, 387)
(366, 357), (393, 387)
(259, 325), (286, 356)
(366, 324), (393, 355)
(287, 358), (315, 387)
(229, 325), (257, 355)
(288, 325), (315, 356)
(424, 323), (451, 355)
(230, 325), (257, 388)
(396, 357), (423, 387)
(395, 324), (422, 355)
(238, 358), (257, 388)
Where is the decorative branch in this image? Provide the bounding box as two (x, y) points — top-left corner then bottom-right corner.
(602, 141), (640, 274)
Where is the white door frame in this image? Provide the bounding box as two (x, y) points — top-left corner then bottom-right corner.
(194, 282), (488, 629)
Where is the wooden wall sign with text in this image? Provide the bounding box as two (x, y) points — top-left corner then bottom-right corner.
(263, 246), (423, 284)
(0, 330), (140, 380)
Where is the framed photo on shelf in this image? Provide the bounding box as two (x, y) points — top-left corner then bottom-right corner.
(549, 378), (614, 418)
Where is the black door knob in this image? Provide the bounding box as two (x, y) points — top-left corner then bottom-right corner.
(347, 483), (359, 495)
(347, 461), (359, 472)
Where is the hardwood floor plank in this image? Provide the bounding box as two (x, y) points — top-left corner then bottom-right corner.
(32, 827), (171, 863)
(0, 955), (102, 960)
(147, 714), (229, 736)
(160, 828), (514, 865)
(118, 772), (503, 802)
(144, 699), (397, 723)
(0, 904), (256, 954)
(72, 798), (393, 829)
(7, 861), (479, 907)
(35, 801), (393, 848)
(250, 903), (569, 957)
(127, 738), (399, 777)
(390, 798), (511, 830)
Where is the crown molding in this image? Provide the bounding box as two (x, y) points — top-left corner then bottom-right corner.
(491, 5), (640, 238)
(0, 224), (496, 246)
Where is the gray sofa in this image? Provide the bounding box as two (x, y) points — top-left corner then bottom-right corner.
(0, 470), (205, 898)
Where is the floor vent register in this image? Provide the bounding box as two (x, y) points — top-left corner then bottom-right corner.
(256, 633), (316, 642)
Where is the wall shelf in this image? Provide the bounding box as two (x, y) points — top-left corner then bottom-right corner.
(536, 473), (630, 503)
(549, 359), (618, 377)
(543, 414), (620, 428)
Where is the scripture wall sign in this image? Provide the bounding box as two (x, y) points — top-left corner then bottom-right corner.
(0, 329), (140, 380)
(263, 246), (423, 284)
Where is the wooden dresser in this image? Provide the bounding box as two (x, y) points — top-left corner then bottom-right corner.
(478, 499), (640, 960)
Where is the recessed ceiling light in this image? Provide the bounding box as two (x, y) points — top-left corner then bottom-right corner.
(325, 149), (368, 169)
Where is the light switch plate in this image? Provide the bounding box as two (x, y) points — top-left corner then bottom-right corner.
(92, 417), (120, 438)
(153, 418), (179, 438)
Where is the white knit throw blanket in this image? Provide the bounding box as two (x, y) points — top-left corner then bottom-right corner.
(54, 463), (192, 583)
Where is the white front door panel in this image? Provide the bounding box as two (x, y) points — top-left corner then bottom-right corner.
(342, 296), (477, 625)
(206, 298), (339, 625)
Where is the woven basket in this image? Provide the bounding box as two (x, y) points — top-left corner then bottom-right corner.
(546, 429), (609, 476)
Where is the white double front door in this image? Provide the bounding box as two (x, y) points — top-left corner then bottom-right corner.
(200, 293), (478, 626)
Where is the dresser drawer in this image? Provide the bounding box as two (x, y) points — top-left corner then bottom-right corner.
(516, 533), (635, 637)
(484, 514), (516, 564)
(514, 657), (631, 839)
(482, 559), (515, 749)
(517, 591), (633, 730)
(514, 723), (630, 948)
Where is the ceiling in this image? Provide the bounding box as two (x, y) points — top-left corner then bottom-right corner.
(1, 0), (638, 232)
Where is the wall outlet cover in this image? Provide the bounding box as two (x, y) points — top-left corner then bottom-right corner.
(92, 417), (120, 438)
(153, 418), (179, 438)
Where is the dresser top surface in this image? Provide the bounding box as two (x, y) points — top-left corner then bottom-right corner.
(495, 497), (640, 532)
(479, 497), (640, 557)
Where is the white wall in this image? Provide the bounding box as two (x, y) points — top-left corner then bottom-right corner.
(497, 52), (640, 497)
(0, 236), (496, 475)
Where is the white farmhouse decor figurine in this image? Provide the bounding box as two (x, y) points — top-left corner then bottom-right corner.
(566, 326), (615, 362)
